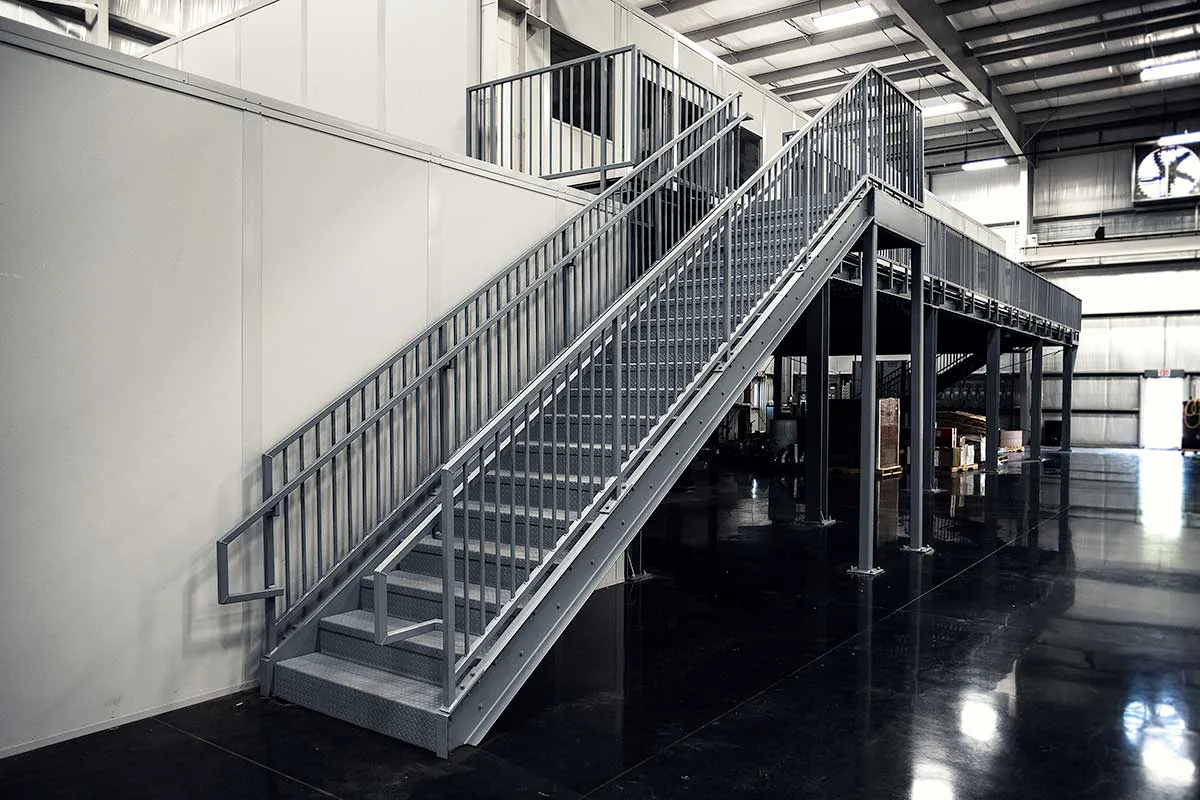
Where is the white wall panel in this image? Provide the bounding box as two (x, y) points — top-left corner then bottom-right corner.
(930, 164), (1023, 227)
(676, 40), (715, 92)
(428, 164), (562, 315)
(627, 13), (672, 63)
(258, 121), (432, 445)
(179, 16), (237, 85)
(1034, 149), (1132, 218)
(1050, 270), (1200, 315)
(1108, 317), (1167, 372)
(0, 43), (247, 758)
(306, 0), (379, 128)
(239, 0), (303, 105)
(0, 29), (590, 758)
(549, 0), (617, 50)
(385, 0), (475, 152)
(1165, 315), (1200, 371)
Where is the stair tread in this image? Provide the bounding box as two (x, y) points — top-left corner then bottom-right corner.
(362, 569), (513, 606)
(417, 533), (551, 562)
(277, 653), (442, 710)
(487, 468), (607, 485)
(321, 610), (472, 655)
(459, 499), (574, 525)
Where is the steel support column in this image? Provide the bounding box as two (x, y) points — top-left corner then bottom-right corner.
(904, 246), (932, 555)
(1061, 345), (1076, 451)
(805, 283), (832, 525)
(1030, 340), (1043, 460)
(985, 326), (1001, 473)
(772, 353), (784, 412)
(850, 226), (882, 577)
(924, 308), (942, 493)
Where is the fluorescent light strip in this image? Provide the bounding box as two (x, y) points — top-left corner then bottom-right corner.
(1141, 57), (1200, 82)
(1158, 131), (1200, 146)
(922, 101), (966, 117)
(811, 5), (879, 32)
(961, 158), (1008, 171)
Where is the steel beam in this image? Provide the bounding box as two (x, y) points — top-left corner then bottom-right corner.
(773, 58), (945, 100)
(1031, 340), (1043, 460)
(904, 246), (931, 555)
(722, 16), (901, 64)
(1061, 346), (1076, 452)
(805, 284), (832, 525)
(985, 326), (1001, 473)
(753, 42), (927, 84)
(796, 81), (971, 111)
(888, 0), (1024, 154)
(973, 9), (1200, 61)
(960, 0), (1192, 44)
(642, 0), (720, 18)
(684, 0), (857, 41)
(995, 39), (1197, 87)
(850, 226), (882, 577)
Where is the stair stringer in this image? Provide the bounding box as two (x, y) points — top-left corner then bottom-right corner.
(445, 186), (877, 750)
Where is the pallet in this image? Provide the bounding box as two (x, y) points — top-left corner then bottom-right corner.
(938, 462), (979, 473)
(1001, 446), (1025, 454)
(831, 465), (904, 479)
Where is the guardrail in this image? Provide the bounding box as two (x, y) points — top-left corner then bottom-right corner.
(398, 67), (923, 707)
(467, 45), (724, 184)
(216, 90), (746, 651)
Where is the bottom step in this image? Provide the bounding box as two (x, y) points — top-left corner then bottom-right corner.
(274, 652), (446, 753)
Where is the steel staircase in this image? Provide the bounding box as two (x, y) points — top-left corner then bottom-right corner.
(872, 350), (988, 400)
(215, 65), (928, 756)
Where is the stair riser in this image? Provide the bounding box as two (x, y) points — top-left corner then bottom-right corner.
(405, 547), (540, 591)
(361, 585), (497, 633)
(273, 664), (442, 752)
(318, 628), (444, 684)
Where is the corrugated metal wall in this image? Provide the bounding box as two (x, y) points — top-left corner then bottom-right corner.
(1034, 149), (1131, 218)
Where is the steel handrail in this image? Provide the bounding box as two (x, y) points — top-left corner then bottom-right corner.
(216, 88), (745, 636)
(425, 69), (913, 707)
(440, 70), (890, 474)
(217, 99), (745, 548)
(465, 45), (637, 90)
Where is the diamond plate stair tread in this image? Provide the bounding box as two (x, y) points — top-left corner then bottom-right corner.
(320, 610), (472, 656)
(415, 533), (549, 563)
(274, 653), (443, 749)
(362, 569), (513, 607)
(458, 499), (573, 525)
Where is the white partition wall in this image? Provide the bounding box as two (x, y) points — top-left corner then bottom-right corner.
(0, 20), (589, 758)
(145, 0), (482, 154)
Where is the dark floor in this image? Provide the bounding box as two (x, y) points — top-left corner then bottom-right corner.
(4, 449), (1199, 799)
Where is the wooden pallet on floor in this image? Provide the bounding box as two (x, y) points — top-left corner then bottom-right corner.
(938, 462), (979, 473)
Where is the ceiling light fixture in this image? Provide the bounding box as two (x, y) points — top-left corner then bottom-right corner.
(1141, 57), (1200, 82)
(811, 5), (879, 32)
(961, 158), (1009, 171)
(1158, 131), (1200, 146)
(922, 101), (967, 117)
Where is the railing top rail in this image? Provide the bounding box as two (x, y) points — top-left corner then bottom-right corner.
(445, 67), (891, 473)
(263, 91), (743, 460)
(466, 45), (639, 91)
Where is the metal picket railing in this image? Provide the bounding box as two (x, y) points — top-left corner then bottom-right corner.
(375, 67), (924, 707)
(467, 45), (724, 184)
(215, 90), (747, 649)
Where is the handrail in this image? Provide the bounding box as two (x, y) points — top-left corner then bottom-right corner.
(443, 70), (912, 473)
(423, 67), (921, 707)
(466, 45), (637, 89)
(215, 73), (745, 650)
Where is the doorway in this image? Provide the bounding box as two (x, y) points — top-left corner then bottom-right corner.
(1139, 375), (1185, 449)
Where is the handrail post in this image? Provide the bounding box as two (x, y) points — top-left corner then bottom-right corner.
(440, 468), (456, 707)
(599, 55), (609, 191)
(611, 317), (624, 491)
(440, 329), (454, 462)
(261, 453), (277, 652)
(723, 209), (733, 360)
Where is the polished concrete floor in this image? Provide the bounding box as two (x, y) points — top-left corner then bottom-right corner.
(4, 449), (1199, 798)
